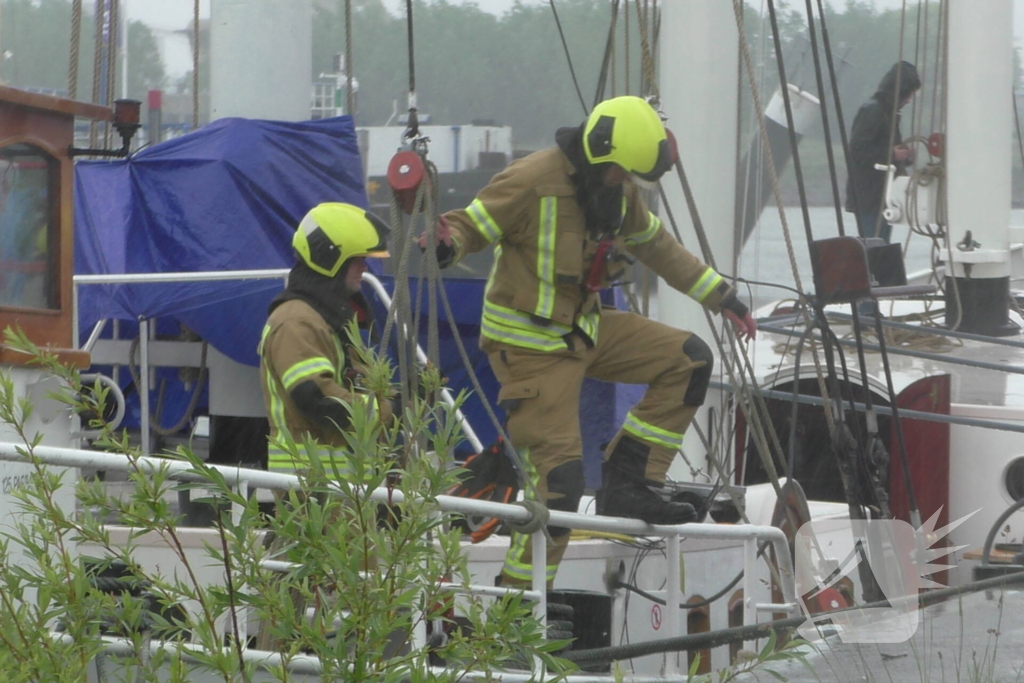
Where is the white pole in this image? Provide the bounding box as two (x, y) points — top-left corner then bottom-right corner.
(657, 2), (739, 479)
(944, 0), (1015, 334)
(139, 318), (150, 456)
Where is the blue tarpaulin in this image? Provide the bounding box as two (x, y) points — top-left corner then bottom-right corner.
(75, 116), (368, 367)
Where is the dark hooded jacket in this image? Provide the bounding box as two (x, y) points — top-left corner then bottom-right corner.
(845, 61), (922, 217)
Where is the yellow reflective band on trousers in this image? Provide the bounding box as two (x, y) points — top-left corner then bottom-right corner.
(686, 267), (724, 303)
(623, 411), (684, 450)
(625, 211), (661, 246)
(501, 449), (559, 584)
(267, 442), (353, 474)
(534, 196), (557, 319)
(281, 357), (334, 391)
(480, 300), (571, 351)
(467, 198), (503, 244)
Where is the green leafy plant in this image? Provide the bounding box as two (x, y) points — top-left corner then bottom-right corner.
(0, 325), (572, 681)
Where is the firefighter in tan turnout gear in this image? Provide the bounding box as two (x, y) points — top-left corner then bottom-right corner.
(260, 202), (392, 473)
(423, 96), (757, 587)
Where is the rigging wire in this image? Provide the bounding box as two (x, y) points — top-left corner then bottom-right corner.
(547, 0), (589, 116)
(807, 0), (921, 522)
(765, 0), (816, 255)
(593, 0), (622, 106)
(876, 0), (909, 239)
(801, 0), (845, 236)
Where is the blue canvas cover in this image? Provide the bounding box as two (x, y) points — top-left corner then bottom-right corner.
(74, 116), (368, 367)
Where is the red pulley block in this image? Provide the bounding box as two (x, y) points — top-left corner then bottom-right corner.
(803, 586), (849, 615)
(387, 150), (426, 214)
(928, 132), (945, 158)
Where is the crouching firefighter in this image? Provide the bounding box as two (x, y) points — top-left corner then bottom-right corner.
(259, 201), (394, 475)
(422, 96), (757, 587)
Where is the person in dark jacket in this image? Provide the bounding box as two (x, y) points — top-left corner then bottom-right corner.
(845, 61), (921, 243)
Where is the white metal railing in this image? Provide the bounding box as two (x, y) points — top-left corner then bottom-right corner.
(0, 442), (797, 681)
(71, 269), (483, 455)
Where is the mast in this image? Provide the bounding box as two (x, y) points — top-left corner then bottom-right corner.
(210, 0), (313, 121)
(944, 0), (1016, 335)
(658, 2), (739, 480)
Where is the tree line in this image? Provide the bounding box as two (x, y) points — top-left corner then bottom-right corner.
(2, 0), (1019, 203)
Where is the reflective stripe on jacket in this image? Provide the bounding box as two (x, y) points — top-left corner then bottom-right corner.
(259, 299), (360, 472)
(444, 147), (732, 352)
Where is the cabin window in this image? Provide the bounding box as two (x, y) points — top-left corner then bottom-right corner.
(0, 144), (56, 310)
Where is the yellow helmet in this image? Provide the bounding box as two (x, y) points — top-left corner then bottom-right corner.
(583, 96), (675, 182)
(292, 202), (390, 277)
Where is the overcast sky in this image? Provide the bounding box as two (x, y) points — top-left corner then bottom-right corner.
(121, 0), (1024, 79)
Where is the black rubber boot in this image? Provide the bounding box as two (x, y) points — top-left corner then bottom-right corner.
(595, 436), (697, 525)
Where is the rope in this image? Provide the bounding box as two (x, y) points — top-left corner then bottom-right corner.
(387, 166), (545, 507)
(89, 0), (105, 147)
(68, 0), (82, 99)
(192, 0), (200, 130)
(634, 0), (656, 99)
(345, 0), (354, 118)
(564, 569), (1024, 665)
(104, 0), (119, 147)
(547, 0), (588, 115)
(382, 187), (423, 419)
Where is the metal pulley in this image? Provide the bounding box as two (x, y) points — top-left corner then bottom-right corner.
(387, 149), (425, 214)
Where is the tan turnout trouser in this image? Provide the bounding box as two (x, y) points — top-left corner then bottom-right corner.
(489, 309), (712, 586)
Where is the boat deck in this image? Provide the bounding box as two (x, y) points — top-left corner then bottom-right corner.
(751, 300), (1024, 410)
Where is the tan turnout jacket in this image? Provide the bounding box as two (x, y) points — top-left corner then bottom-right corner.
(259, 299), (374, 471)
(444, 147), (734, 352)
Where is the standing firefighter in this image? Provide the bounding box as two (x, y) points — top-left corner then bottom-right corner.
(425, 96), (757, 587)
(260, 202), (392, 473)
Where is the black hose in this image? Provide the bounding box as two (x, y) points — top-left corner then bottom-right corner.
(612, 565), (746, 612)
(564, 569), (1024, 665)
